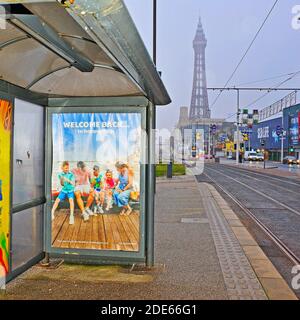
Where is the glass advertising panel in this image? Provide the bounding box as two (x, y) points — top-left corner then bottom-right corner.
(51, 112), (142, 252)
(289, 112), (300, 146)
(0, 99), (12, 287)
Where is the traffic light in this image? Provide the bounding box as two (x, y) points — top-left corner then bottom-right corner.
(289, 146), (295, 153)
(192, 145), (197, 158)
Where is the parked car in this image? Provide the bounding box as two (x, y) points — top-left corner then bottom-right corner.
(244, 151), (256, 161)
(247, 152), (259, 161)
(255, 153), (264, 162)
(246, 152), (264, 162)
(282, 156), (300, 165)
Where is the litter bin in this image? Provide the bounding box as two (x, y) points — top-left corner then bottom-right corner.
(215, 157), (220, 163)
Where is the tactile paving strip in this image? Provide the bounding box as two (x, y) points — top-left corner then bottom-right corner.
(198, 184), (268, 300)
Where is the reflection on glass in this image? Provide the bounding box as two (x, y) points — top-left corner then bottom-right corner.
(12, 206), (43, 271)
(13, 99), (44, 205)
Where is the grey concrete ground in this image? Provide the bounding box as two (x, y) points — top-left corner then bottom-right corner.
(153, 176), (228, 299)
(1, 175), (229, 300)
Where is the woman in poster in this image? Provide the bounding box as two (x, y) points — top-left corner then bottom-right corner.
(113, 162), (134, 216)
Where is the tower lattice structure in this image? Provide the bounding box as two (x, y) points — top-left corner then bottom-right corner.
(189, 18), (211, 120)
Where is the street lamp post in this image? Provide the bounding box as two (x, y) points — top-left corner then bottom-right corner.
(146, 0), (158, 268)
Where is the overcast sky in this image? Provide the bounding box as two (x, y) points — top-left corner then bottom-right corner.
(124, 0), (300, 129)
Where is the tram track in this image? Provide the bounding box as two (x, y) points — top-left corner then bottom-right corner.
(209, 165), (300, 196)
(220, 164), (300, 187)
(204, 166), (300, 217)
(202, 169), (300, 267)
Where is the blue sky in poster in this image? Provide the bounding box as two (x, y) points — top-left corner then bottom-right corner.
(52, 113), (142, 164)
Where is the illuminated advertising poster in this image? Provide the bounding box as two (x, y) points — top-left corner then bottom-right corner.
(51, 113), (142, 252)
(290, 113), (300, 146)
(0, 99), (12, 286)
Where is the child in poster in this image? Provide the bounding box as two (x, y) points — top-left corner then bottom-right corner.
(113, 162), (134, 216)
(91, 165), (105, 214)
(103, 169), (116, 211)
(51, 161), (75, 225)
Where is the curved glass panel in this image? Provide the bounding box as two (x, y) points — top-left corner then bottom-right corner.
(31, 67), (141, 97)
(0, 38), (69, 88)
(0, 23), (26, 46)
(25, 2), (92, 40)
(60, 37), (114, 66)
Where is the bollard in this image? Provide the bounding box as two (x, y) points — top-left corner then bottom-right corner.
(167, 162), (173, 178)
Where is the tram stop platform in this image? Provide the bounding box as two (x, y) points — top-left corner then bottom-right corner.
(0, 175), (297, 300)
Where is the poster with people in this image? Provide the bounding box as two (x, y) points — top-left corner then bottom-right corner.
(51, 112), (142, 252)
(0, 99), (12, 287)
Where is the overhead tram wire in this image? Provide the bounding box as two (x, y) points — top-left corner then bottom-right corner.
(225, 112), (238, 121)
(244, 70), (300, 108)
(215, 69), (300, 121)
(210, 0), (280, 109)
(235, 70), (300, 87)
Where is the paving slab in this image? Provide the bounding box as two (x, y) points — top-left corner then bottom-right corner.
(260, 278), (298, 300)
(243, 246), (268, 261)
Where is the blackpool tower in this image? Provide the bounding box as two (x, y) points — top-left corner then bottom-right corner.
(189, 17), (211, 120)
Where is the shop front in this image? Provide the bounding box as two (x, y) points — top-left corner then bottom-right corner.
(0, 0), (171, 286)
(251, 117), (287, 161)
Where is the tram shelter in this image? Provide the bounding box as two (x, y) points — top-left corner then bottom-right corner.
(0, 0), (170, 285)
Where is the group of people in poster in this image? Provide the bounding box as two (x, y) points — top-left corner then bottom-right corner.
(51, 160), (137, 225)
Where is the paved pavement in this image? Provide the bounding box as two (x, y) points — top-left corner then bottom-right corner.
(0, 175), (296, 300)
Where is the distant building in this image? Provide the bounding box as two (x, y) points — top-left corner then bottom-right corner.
(250, 103), (300, 161)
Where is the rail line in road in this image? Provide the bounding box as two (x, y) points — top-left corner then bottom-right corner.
(205, 166), (300, 217)
(202, 169), (300, 267)
(221, 164), (300, 188)
(212, 165), (300, 196)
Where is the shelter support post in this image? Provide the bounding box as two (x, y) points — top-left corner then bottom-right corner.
(146, 103), (155, 267)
